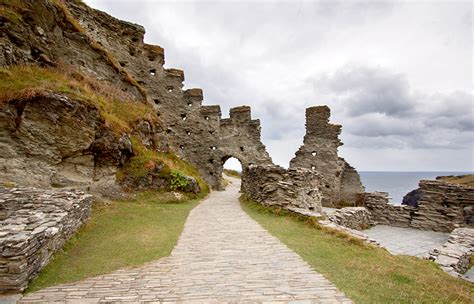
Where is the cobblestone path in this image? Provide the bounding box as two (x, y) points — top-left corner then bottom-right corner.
(20, 177), (351, 303)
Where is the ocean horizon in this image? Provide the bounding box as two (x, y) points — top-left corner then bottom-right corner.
(359, 171), (474, 205)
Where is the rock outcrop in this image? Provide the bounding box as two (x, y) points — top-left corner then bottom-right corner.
(0, 186), (92, 292)
(428, 228), (474, 282)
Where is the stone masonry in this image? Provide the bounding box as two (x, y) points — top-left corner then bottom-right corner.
(241, 165), (323, 212)
(0, 186), (92, 293)
(361, 180), (474, 232)
(290, 106), (364, 207)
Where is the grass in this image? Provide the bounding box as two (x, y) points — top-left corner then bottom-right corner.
(241, 196), (474, 304)
(223, 169), (241, 178)
(0, 0), (27, 24)
(437, 174), (474, 188)
(117, 137), (209, 196)
(0, 65), (157, 133)
(26, 192), (201, 293)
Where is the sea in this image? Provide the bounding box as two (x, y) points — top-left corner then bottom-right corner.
(359, 171), (473, 205)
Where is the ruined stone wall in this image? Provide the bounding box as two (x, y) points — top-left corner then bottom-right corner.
(0, 0), (274, 190)
(66, 2), (273, 190)
(241, 165), (323, 212)
(289, 106), (364, 206)
(362, 180), (474, 232)
(0, 186), (92, 292)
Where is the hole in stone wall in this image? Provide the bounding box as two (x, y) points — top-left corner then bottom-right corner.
(311, 165), (316, 170)
(325, 184), (330, 188)
(167, 86), (174, 93)
(209, 171), (214, 176)
(311, 151), (317, 156)
(223, 157), (242, 179)
(156, 111), (161, 117)
(209, 159), (214, 164)
(166, 128), (172, 134)
(209, 130), (215, 135)
(181, 114), (187, 121)
(309, 207), (315, 211)
(188, 102), (192, 107)
(179, 145), (184, 150)
(248, 163), (254, 167)
(132, 37), (139, 42)
(186, 131), (191, 135)
(149, 69), (156, 76)
(154, 98), (160, 104)
(205, 116), (210, 120)
(240, 147), (244, 152)
(138, 80), (146, 85)
(119, 61), (127, 67)
(210, 146), (217, 150)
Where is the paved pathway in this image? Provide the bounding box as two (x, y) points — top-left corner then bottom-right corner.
(363, 225), (449, 257)
(20, 177), (351, 303)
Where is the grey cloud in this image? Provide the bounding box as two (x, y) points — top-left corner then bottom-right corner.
(84, 0), (473, 170)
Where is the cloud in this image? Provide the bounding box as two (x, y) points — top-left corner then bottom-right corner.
(84, 0), (473, 170)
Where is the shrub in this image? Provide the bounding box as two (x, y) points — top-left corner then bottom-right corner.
(169, 170), (189, 191)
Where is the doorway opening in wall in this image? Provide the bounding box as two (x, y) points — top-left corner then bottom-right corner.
(221, 157), (242, 189)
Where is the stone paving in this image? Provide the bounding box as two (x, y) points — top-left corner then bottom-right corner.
(19, 177), (351, 303)
(363, 225), (449, 257)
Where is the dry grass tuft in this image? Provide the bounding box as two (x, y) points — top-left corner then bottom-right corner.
(0, 64), (157, 133)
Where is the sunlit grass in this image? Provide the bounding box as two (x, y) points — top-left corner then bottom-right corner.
(26, 193), (200, 293)
(241, 196), (474, 304)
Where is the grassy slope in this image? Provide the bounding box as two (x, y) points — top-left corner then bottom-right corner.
(223, 169), (241, 179)
(438, 174), (474, 188)
(241, 197), (474, 304)
(0, 65), (156, 133)
(27, 193), (200, 293)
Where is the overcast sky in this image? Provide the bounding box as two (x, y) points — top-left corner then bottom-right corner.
(85, 0), (473, 171)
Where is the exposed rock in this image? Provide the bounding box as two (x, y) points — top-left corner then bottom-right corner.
(328, 207), (374, 230)
(360, 180), (474, 232)
(427, 228), (474, 282)
(0, 186), (92, 293)
(402, 188), (423, 207)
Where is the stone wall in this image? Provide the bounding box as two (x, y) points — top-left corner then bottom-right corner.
(241, 165), (323, 212)
(289, 106), (364, 207)
(0, 0), (274, 191)
(362, 180), (474, 232)
(428, 228), (474, 281)
(328, 207), (374, 230)
(0, 186), (92, 293)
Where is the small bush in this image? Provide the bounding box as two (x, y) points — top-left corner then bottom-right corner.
(169, 170), (189, 191)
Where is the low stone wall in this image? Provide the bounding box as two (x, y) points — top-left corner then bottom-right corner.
(0, 187), (93, 293)
(328, 207), (374, 230)
(242, 165), (323, 212)
(361, 180), (474, 232)
(427, 228), (474, 282)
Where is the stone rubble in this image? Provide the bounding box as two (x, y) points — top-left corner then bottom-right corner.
(0, 186), (92, 293)
(287, 207), (380, 246)
(328, 207), (374, 230)
(427, 228), (474, 282)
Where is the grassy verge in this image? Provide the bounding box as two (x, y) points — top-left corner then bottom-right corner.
(0, 65), (157, 133)
(241, 196), (474, 304)
(26, 193), (200, 293)
(223, 169), (241, 179)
